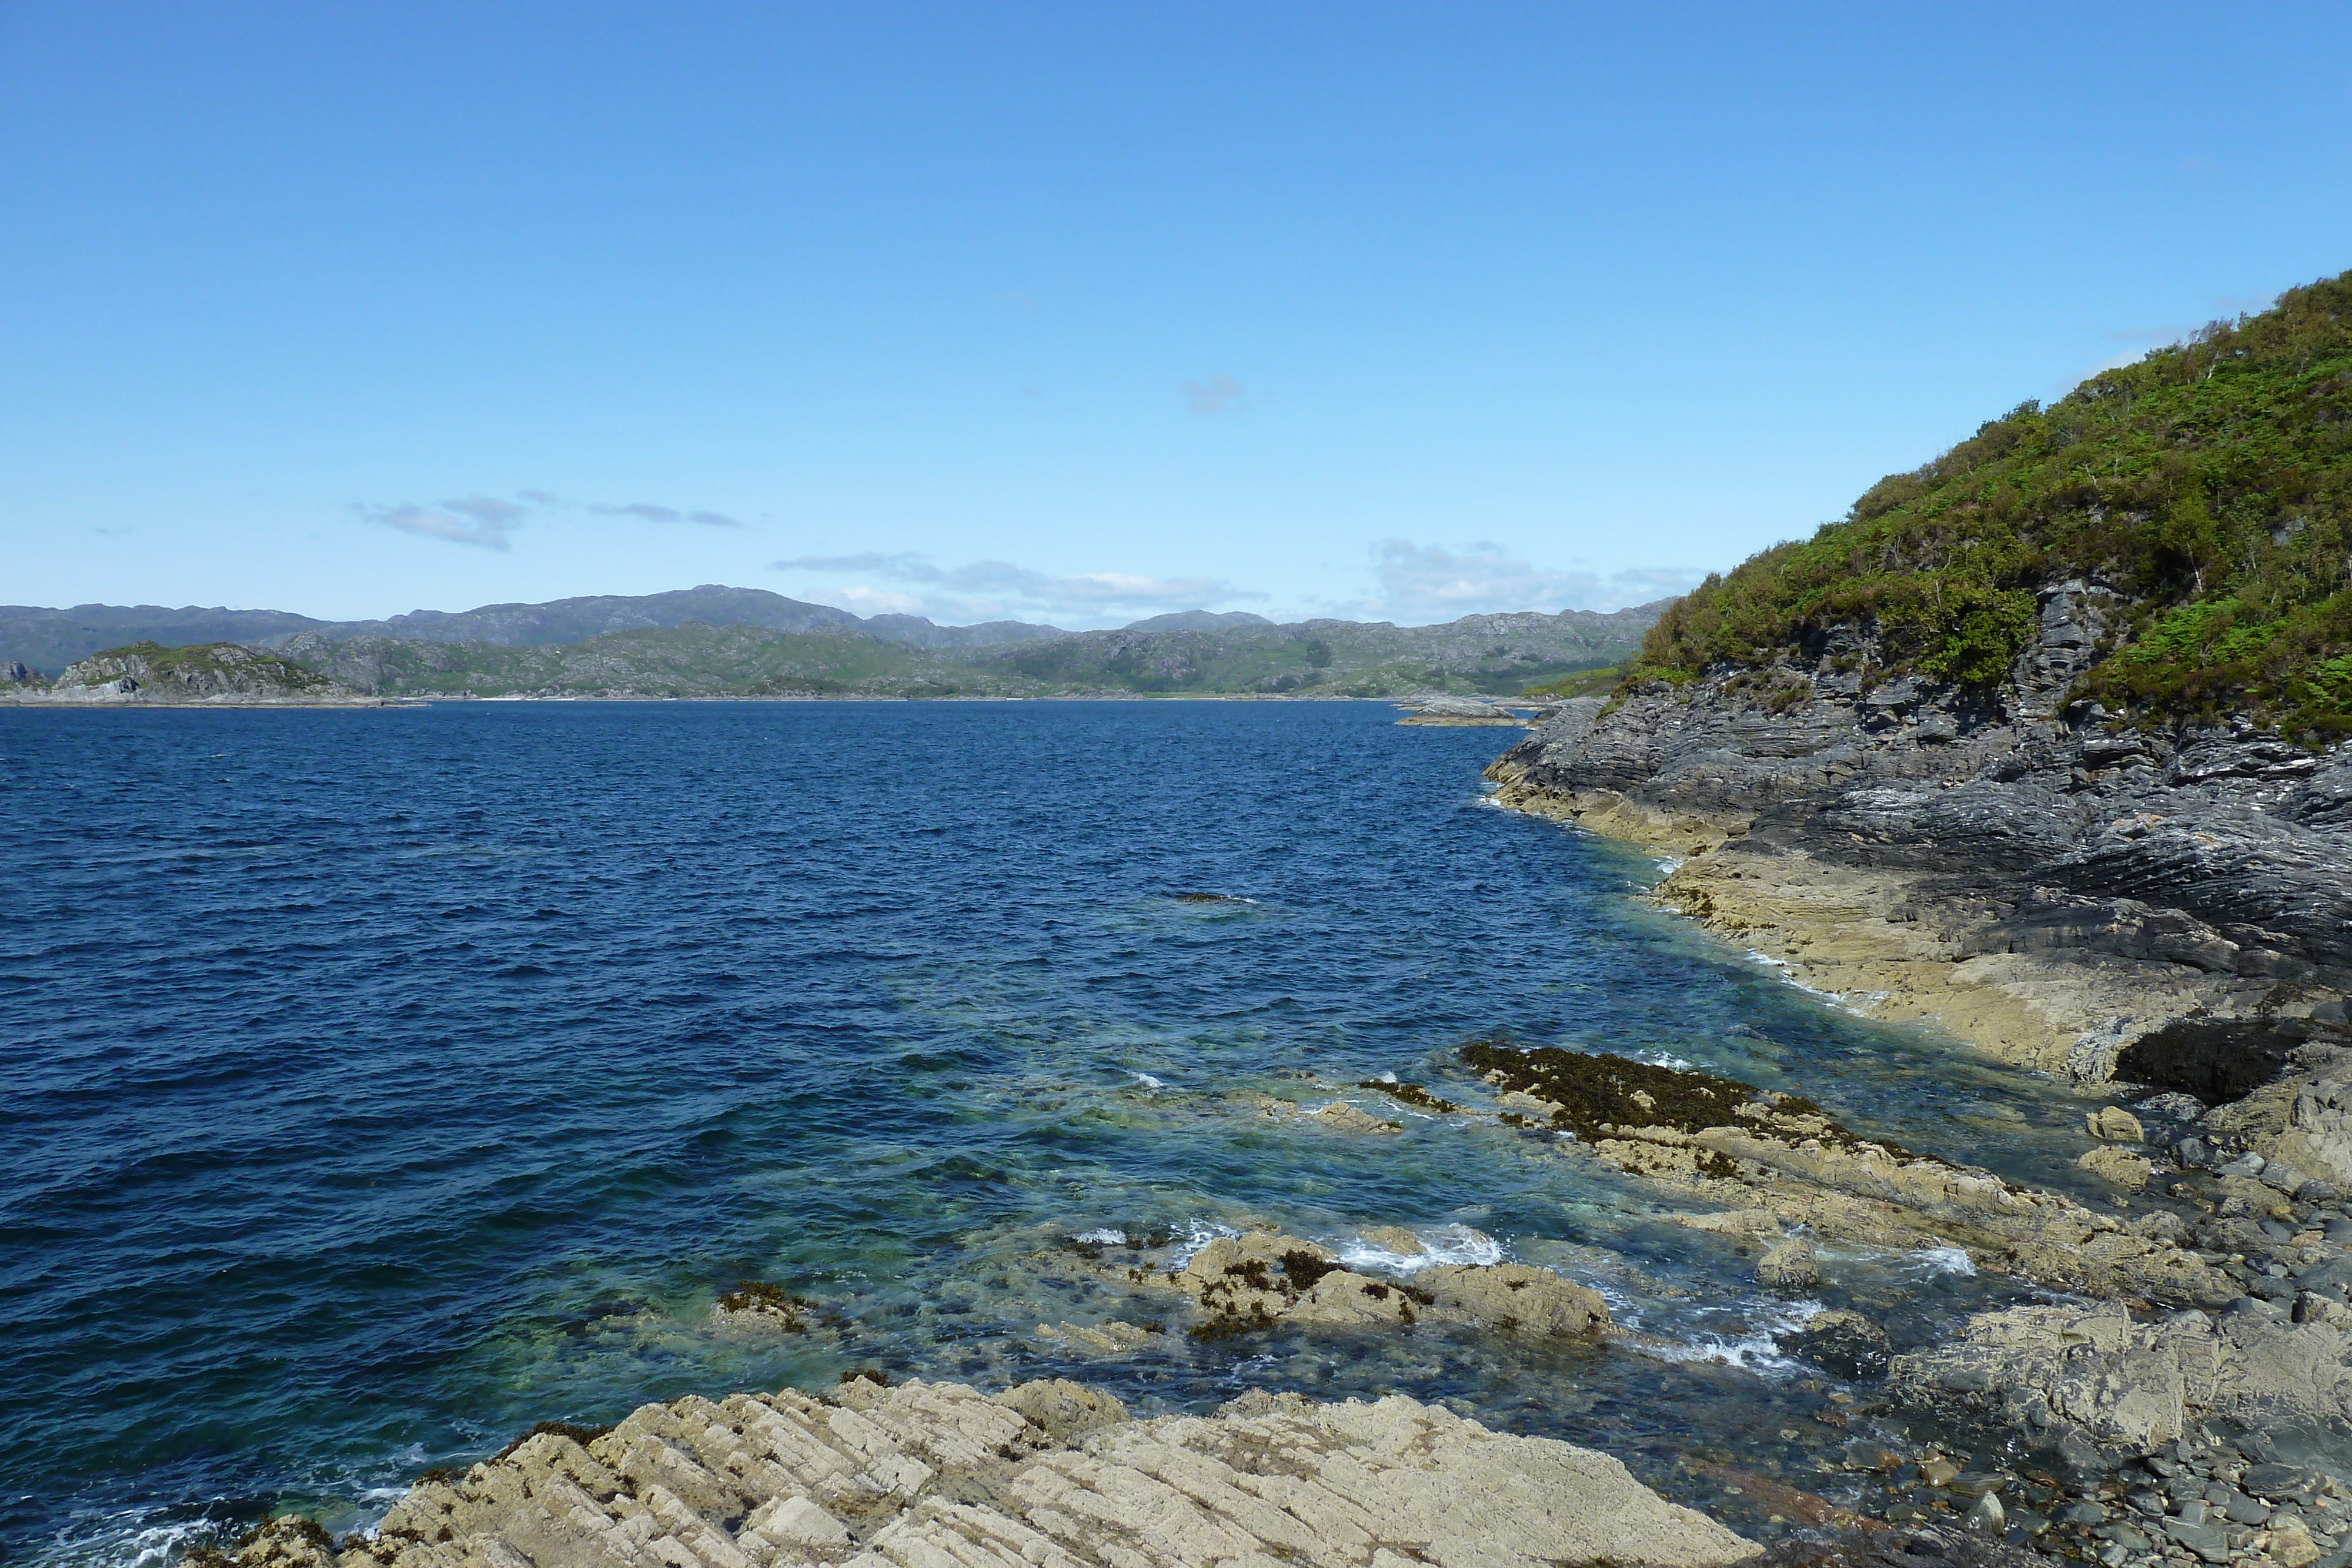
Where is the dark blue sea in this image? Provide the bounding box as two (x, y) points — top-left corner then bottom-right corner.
(0, 701), (2114, 1564)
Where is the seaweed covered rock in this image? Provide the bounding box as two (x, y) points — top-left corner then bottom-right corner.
(232, 1376), (1758, 1568)
(1468, 1043), (2231, 1305)
(1174, 1231), (1609, 1339)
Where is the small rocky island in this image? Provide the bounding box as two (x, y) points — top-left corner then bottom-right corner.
(1, 641), (384, 706)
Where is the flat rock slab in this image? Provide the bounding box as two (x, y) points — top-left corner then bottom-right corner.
(231, 1378), (1756, 1568)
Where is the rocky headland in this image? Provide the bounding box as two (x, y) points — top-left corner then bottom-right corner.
(1464, 272), (2352, 1568)
(1, 641), (387, 706)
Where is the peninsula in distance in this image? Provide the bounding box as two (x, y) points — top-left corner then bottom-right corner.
(0, 591), (1664, 703)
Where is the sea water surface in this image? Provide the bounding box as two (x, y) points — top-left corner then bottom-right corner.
(1, 701), (2118, 1563)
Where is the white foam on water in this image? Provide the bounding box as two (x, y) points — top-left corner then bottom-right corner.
(1906, 1244), (1976, 1276)
(1742, 950), (1856, 1009)
(1126, 1071), (1166, 1090)
(1335, 1223), (1505, 1275)
(1169, 1218), (1241, 1268)
(1641, 1298), (1827, 1375)
(45, 1512), (217, 1568)
(1632, 1050), (1696, 1071)
(1654, 855), (1685, 874)
(1073, 1228), (1127, 1246)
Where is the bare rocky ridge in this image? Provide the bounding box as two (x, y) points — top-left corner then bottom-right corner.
(203, 1376), (1759, 1568)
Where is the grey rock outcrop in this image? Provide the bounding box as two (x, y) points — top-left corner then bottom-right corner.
(1891, 1299), (2352, 1449)
(1485, 581), (2352, 1081)
(218, 1376), (1757, 1568)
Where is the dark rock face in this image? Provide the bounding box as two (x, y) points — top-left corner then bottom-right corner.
(2116, 1021), (2304, 1106)
(1486, 580), (2351, 1074)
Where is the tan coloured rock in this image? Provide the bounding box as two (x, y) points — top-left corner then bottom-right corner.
(2271, 1518), (2323, 1568)
(1035, 1320), (1165, 1355)
(2087, 1106), (2146, 1142)
(1417, 1262), (1609, 1335)
(235, 1378), (1755, 1568)
(1356, 1224), (1426, 1255)
(1756, 1238), (1819, 1288)
(1663, 1209), (1785, 1243)
(2077, 1146), (2154, 1189)
(1173, 1231), (1609, 1338)
(1891, 1299), (2352, 1446)
(1309, 1101), (1403, 1134)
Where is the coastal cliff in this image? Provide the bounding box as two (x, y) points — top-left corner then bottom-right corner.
(1488, 268), (2352, 1096)
(1486, 640), (2352, 1083)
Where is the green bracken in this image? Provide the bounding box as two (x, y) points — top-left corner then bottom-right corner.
(1636, 268), (2352, 737)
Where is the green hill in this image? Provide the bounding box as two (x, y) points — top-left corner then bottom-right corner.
(1641, 268), (2352, 738)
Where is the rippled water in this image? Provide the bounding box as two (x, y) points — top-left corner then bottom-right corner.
(0, 701), (2120, 1564)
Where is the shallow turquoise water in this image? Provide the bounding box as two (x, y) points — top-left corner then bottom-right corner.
(0, 701), (2119, 1563)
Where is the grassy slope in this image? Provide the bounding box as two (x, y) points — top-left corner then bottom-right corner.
(289, 626), (966, 697)
(73, 641), (335, 691)
(1641, 269), (2352, 736)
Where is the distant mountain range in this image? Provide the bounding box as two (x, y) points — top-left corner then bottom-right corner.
(0, 586), (1069, 673)
(0, 585), (1672, 700)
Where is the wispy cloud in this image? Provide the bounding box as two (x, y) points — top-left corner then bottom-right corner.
(584, 500), (742, 527)
(358, 497), (521, 550)
(1184, 375), (1244, 416)
(356, 490), (743, 549)
(774, 552), (1265, 624)
(1350, 539), (1700, 621)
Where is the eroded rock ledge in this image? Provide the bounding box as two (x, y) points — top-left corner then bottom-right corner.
(207, 1376), (1758, 1568)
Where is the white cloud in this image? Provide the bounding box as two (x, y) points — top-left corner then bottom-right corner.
(1349, 539), (1700, 621)
(1184, 375), (1243, 415)
(584, 500), (742, 527)
(359, 497), (520, 550)
(774, 553), (1265, 624)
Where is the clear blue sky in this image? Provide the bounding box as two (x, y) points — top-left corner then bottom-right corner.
(5, 4), (2351, 628)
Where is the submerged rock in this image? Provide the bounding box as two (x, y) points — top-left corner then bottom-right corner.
(1756, 1237), (1819, 1289)
(1778, 1309), (1892, 1379)
(229, 1376), (1759, 1568)
(1468, 1042), (2231, 1305)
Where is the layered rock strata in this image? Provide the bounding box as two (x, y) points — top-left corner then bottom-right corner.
(207, 1376), (1758, 1568)
(1464, 1044), (2231, 1306)
(1484, 581), (2351, 1084)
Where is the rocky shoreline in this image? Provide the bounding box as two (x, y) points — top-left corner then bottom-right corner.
(196, 1375), (1760, 1568)
(1471, 581), (2352, 1568)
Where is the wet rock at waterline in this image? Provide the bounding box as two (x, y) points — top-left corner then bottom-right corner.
(1756, 1237), (1819, 1289)
(213, 1376), (1760, 1568)
(1465, 1042), (2233, 1305)
(1174, 1231), (1609, 1338)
